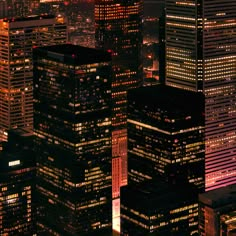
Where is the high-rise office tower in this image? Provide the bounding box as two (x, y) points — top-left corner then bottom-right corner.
(33, 44), (112, 235)
(95, 0), (143, 187)
(95, 0), (143, 231)
(121, 182), (199, 236)
(127, 85), (205, 191)
(199, 184), (236, 235)
(0, 15), (67, 140)
(158, 7), (165, 84)
(165, 0), (236, 190)
(121, 84), (204, 235)
(95, 0), (143, 127)
(0, 128), (35, 235)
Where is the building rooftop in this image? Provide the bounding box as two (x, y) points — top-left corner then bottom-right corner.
(3, 14), (55, 23)
(33, 44), (112, 66)
(8, 128), (33, 137)
(128, 84), (205, 131)
(128, 84), (204, 113)
(121, 181), (198, 214)
(199, 184), (236, 208)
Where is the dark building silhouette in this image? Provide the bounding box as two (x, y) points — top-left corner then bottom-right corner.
(0, 129), (35, 235)
(121, 84), (205, 235)
(95, 0), (143, 130)
(199, 184), (236, 236)
(165, 0), (236, 191)
(95, 0), (143, 189)
(144, 0), (165, 18)
(0, 1), (8, 18)
(1, 0), (39, 17)
(121, 182), (199, 236)
(127, 85), (205, 191)
(95, 0), (143, 231)
(33, 44), (112, 235)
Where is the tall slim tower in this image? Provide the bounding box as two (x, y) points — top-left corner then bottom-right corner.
(95, 0), (143, 131)
(0, 15), (67, 140)
(94, 0), (143, 186)
(95, 0), (143, 231)
(33, 44), (112, 235)
(165, 0), (236, 190)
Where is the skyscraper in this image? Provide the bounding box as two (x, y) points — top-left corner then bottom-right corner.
(95, 0), (143, 188)
(0, 15), (67, 140)
(165, 0), (236, 190)
(95, 0), (143, 231)
(95, 0), (143, 129)
(120, 84), (204, 235)
(121, 182), (199, 236)
(199, 184), (236, 235)
(127, 85), (205, 191)
(33, 44), (112, 235)
(0, 128), (35, 235)
(159, 6), (165, 84)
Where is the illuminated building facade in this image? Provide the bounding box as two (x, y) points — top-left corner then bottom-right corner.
(95, 0), (143, 129)
(199, 184), (236, 236)
(0, 15), (67, 140)
(159, 7), (165, 84)
(0, 129), (35, 235)
(165, 0), (236, 190)
(95, 0), (143, 231)
(33, 44), (112, 235)
(121, 182), (199, 236)
(95, 0), (143, 189)
(121, 85), (204, 235)
(127, 85), (205, 191)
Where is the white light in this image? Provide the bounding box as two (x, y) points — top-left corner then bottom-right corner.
(8, 160), (20, 167)
(7, 198), (16, 204)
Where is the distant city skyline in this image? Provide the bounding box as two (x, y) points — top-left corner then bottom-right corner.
(0, 0), (235, 235)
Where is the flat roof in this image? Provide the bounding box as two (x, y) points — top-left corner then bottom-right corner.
(129, 84), (204, 110)
(8, 128), (33, 137)
(34, 44), (112, 65)
(3, 14), (56, 23)
(199, 184), (236, 208)
(121, 181), (198, 213)
(128, 84), (204, 116)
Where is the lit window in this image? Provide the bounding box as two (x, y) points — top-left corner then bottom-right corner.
(9, 160), (20, 166)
